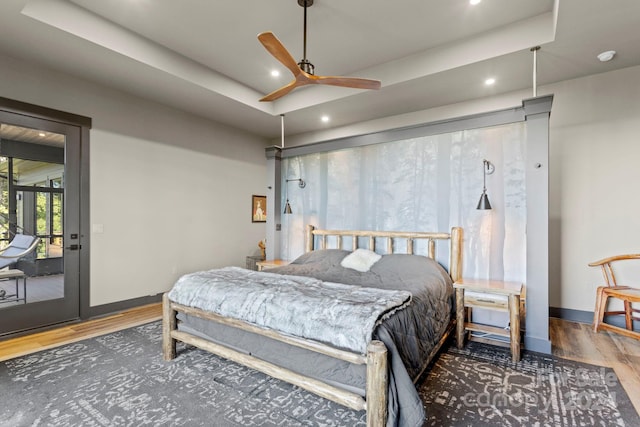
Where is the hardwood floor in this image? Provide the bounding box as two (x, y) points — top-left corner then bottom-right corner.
(0, 303), (161, 362)
(0, 305), (638, 416)
(550, 317), (640, 415)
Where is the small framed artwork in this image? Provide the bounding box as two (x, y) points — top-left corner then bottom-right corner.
(252, 195), (267, 222)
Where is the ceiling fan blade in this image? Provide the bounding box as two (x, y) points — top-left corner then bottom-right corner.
(258, 32), (302, 77)
(259, 79), (302, 102)
(312, 75), (381, 90)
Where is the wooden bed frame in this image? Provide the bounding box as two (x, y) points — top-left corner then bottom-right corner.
(163, 225), (462, 427)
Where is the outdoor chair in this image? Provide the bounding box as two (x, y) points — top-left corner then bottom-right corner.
(0, 234), (40, 302)
(0, 234), (40, 269)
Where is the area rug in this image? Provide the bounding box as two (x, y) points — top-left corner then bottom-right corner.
(0, 321), (365, 427)
(0, 322), (637, 427)
(418, 341), (640, 426)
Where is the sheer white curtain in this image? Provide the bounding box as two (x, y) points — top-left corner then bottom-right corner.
(280, 122), (526, 282)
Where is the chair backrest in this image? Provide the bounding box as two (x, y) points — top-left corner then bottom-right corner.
(0, 234), (40, 269)
(589, 254), (640, 287)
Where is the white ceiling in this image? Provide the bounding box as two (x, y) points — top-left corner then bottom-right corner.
(0, 0), (638, 140)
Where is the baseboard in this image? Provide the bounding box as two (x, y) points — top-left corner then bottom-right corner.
(86, 293), (163, 319)
(524, 335), (552, 354)
(550, 306), (640, 329)
(549, 307), (593, 324)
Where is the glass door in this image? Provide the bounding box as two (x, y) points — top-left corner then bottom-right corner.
(0, 115), (81, 335)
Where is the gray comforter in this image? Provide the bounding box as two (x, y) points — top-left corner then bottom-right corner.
(175, 249), (454, 427)
(168, 266), (412, 354)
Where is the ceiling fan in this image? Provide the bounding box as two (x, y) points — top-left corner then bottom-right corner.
(258, 0), (381, 102)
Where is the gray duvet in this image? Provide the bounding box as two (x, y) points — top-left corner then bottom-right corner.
(175, 249), (454, 427)
(169, 266), (412, 354)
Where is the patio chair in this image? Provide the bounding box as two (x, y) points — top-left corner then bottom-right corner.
(0, 234), (40, 269)
(0, 234), (40, 302)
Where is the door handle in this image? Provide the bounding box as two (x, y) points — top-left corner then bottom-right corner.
(65, 244), (81, 250)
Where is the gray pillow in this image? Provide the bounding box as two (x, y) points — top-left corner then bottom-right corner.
(289, 249), (350, 267)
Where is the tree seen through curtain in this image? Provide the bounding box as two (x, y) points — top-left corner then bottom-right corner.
(281, 121), (526, 282)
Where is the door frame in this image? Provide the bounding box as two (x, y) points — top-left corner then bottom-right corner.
(0, 96), (92, 329)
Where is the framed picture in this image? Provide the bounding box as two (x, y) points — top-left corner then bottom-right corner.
(252, 195), (267, 222)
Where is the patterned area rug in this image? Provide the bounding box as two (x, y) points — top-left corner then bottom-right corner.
(0, 321), (637, 426)
(418, 341), (640, 426)
(0, 322), (365, 427)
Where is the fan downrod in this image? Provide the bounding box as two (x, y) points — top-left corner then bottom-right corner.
(297, 0), (314, 74)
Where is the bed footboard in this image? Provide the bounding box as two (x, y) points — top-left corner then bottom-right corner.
(162, 293), (388, 427)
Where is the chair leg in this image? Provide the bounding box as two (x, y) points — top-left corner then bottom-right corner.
(593, 286), (603, 332)
(593, 286), (608, 333)
(624, 300), (633, 330)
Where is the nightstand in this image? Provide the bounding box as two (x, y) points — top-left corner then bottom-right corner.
(245, 255), (264, 271)
(256, 259), (290, 271)
(454, 279), (524, 362)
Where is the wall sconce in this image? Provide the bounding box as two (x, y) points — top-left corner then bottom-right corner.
(284, 178), (306, 214)
(476, 159), (495, 210)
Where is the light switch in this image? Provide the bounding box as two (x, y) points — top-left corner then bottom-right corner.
(92, 224), (104, 233)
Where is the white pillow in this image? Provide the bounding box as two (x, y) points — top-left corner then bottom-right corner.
(340, 248), (382, 272)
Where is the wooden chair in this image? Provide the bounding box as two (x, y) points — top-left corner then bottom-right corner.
(589, 254), (640, 340)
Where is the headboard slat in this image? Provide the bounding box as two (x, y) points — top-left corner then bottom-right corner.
(428, 239), (436, 259)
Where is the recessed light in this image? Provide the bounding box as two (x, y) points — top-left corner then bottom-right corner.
(270, 69), (280, 77)
(597, 50), (616, 62)
(470, 0), (481, 5)
(321, 115), (330, 123)
(484, 78), (496, 86)
(38, 132), (46, 137)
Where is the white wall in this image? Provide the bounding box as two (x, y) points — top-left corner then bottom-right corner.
(548, 65), (640, 312)
(0, 53), (269, 306)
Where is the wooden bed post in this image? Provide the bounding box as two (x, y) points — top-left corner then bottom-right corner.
(162, 293), (177, 361)
(449, 227), (463, 282)
(366, 340), (388, 427)
(305, 224), (315, 252)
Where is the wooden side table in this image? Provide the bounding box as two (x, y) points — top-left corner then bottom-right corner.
(256, 259), (290, 271)
(454, 279), (524, 362)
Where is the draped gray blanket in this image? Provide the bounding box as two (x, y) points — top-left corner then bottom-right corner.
(168, 266), (412, 354)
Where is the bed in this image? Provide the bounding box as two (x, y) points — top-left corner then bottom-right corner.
(163, 225), (462, 427)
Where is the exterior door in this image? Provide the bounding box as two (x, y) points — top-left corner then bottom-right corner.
(0, 112), (81, 336)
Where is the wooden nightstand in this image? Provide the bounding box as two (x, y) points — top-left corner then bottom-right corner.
(454, 279), (524, 362)
(256, 259), (290, 271)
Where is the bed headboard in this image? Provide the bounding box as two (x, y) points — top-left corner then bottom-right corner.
(304, 225), (463, 282)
